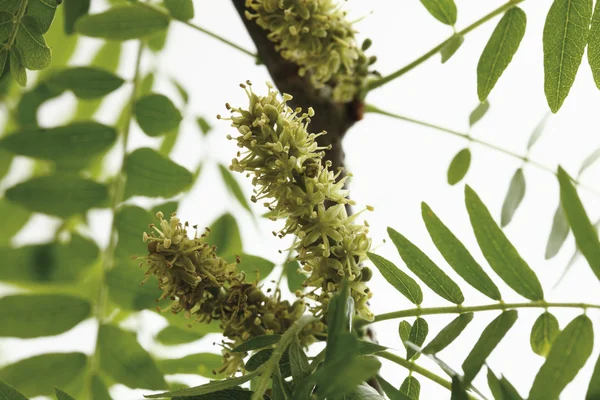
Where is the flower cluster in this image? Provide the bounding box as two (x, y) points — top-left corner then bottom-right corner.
(138, 212), (323, 375)
(220, 82), (374, 321)
(245, 0), (376, 102)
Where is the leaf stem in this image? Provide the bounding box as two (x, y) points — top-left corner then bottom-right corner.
(251, 315), (317, 400)
(363, 0), (524, 94)
(378, 351), (479, 400)
(365, 301), (600, 325)
(365, 104), (600, 198)
(137, 2), (258, 60)
(85, 41), (144, 397)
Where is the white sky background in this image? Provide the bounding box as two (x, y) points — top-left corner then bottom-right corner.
(1, 0), (600, 399)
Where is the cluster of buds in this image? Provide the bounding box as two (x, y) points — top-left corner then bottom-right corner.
(138, 212), (323, 374)
(220, 82), (374, 321)
(245, 0), (376, 102)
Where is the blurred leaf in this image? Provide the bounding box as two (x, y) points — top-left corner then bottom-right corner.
(5, 175), (108, 218)
(406, 318), (429, 360)
(207, 213), (242, 257)
(447, 148), (471, 185)
(41, 5), (77, 71)
(477, 8), (526, 102)
(0, 12), (12, 42)
(529, 315), (593, 400)
(172, 387), (255, 400)
(237, 254), (275, 280)
(0, 122), (117, 167)
(0, 380), (27, 400)
(114, 205), (152, 261)
(0, 199), (30, 245)
(146, 374), (255, 398)
(530, 312), (560, 357)
(545, 202), (570, 259)
(158, 353), (223, 379)
(63, 0), (90, 34)
(27, 0), (57, 33)
(543, 0), (592, 112)
(500, 168), (526, 227)
(15, 18), (51, 70)
(219, 164), (252, 212)
(336, 383), (387, 400)
(196, 116), (212, 136)
(15, 83), (63, 128)
(0, 353), (86, 397)
(469, 101), (489, 126)
(232, 334), (281, 353)
(98, 324), (167, 390)
(400, 376), (420, 399)
(10, 49), (28, 87)
(91, 375), (111, 400)
(367, 252), (422, 305)
(388, 227), (464, 304)
(171, 78), (189, 104)
(419, 0), (457, 25)
(140, 72), (155, 96)
(147, 28), (168, 52)
(165, 0), (194, 20)
(159, 312), (222, 338)
(423, 313), (474, 354)
(135, 93), (182, 137)
(0, 294), (90, 338)
(558, 167), (600, 281)
(155, 325), (206, 345)
(55, 388), (76, 400)
(578, 146), (600, 176)
(465, 186), (544, 300)
(526, 113), (551, 150)
(288, 338), (310, 383)
(588, 354), (600, 400)
(159, 129), (179, 157)
(106, 261), (165, 311)
(284, 260), (305, 292)
(47, 67), (124, 98)
(124, 148), (193, 198)
(462, 310), (518, 385)
(421, 203), (501, 300)
(151, 201), (178, 218)
(75, 4), (169, 40)
(440, 34), (464, 63)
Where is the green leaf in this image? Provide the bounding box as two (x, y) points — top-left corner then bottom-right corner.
(440, 34), (464, 63)
(451, 378), (469, 400)
(0, 48), (7, 78)
(400, 376), (420, 400)
(0, 199), (30, 245)
(284, 260), (305, 292)
(27, 0), (57, 34)
(106, 261), (165, 310)
(589, 0), (600, 86)
(42, 6), (77, 69)
(289, 338), (310, 383)
(135, 93), (182, 137)
(367, 252), (422, 305)
(64, 0), (90, 34)
(219, 164), (252, 212)
(406, 318), (429, 360)
(312, 353), (381, 399)
(0, 353), (86, 397)
(164, 0), (194, 20)
(15, 18), (51, 70)
(147, 28), (168, 52)
(325, 282), (353, 363)
(98, 324), (167, 390)
(146, 374), (256, 398)
(0, 380), (28, 400)
(588, 353), (600, 400)
(399, 320), (412, 358)
(423, 313), (474, 354)
(477, 7), (526, 102)
(196, 116), (212, 136)
(530, 312), (560, 357)
(464, 186), (544, 300)
(543, 0), (592, 112)
(500, 168), (526, 227)
(5, 175), (108, 218)
(91, 375), (111, 400)
(462, 310), (518, 385)
(0, 294), (90, 338)
(244, 348), (291, 378)
(10, 48), (27, 87)
(171, 78), (189, 104)
(421, 203), (501, 301)
(447, 148), (471, 185)
(336, 383), (387, 400)
(232, 334), (281, 353)
(357, 340), (387, 356)
(526, 113), (550, 150)
(419, 0), (457, 25)
(0, 122), (117, 167)
(557, 167), (600, 281)
(387, 227), (464, 304)
(75, 4), (170, 40)
(0, 11), (11, 42)
(155, 325), (205, 345)
(545, 202), (570, 259)
(272, 372), (292, 400)
(237, 254), (275, 280)
(207, 213), (242, 257)
(114, 205), (152, 261)
(158, 353), (223, 379)
(159, 312), (222, 339)
(529, 315), (594, 400)
(47, 67), (124, 99)
(469, 100), (489, 126)
(124, 148), (193, 198)
(578, 146), (600, 177)
(55, 388), (76, 400)
(377, 376), (412, 400)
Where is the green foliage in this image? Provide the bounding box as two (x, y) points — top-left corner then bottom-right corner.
(447, 148), (471, 185)
(419, 0), (457, 25)
(367, 252), (423, 305)
(530, 311), (560, 357)
(135, 93), (183, 137)
(0, 380), (27, 400)
(158, 353), (224, 378)
(406, 317), (429, 360)
(440, 34), (464, 63)
(219, 164), (252, 212)
(423, 313), (473, 355)
(164, 0), (194, 21)
(468, 101), (489, 126)
(46, 67), (124, 98)
(500, 168), (526, 227)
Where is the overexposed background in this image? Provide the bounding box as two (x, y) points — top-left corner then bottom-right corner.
(1, 0), (599, 398)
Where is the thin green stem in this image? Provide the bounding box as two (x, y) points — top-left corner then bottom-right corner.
(378, 351), (479, 400)
(85, 41), (144, 397)
(251, 315), (317, 400)
(364, 0), (524, 94)
(366, 301), (600, 325)
(138, 3), (258, 59)
(365, 104), (600, 198)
